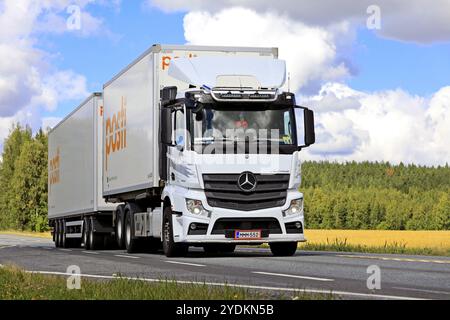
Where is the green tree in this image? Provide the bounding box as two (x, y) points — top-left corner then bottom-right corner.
(10, 137), (48, 231)
(430, 192), (450, 230)
(0, 124), (32, 228)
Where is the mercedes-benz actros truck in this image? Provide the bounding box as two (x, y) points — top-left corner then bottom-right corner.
(48, 44), (315, 257)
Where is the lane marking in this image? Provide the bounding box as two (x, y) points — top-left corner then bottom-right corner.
(41, 247), (54, 250)
(82, 251), (99, 255)
(25, 270), (425, 300)
(393, 287), (450, 295)
(0, 245), (16, 250)
(58, 249), (72, 252)
(253, 271), (334, 282)
(165, 261), (206, 267)
(114, 255), (140, 259)
(337, 254), (450, 264)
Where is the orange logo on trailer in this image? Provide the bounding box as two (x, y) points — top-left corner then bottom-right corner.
(49, 147), (60, 191)
(105, 97), (127, 171)
(162, 53), (197, 70)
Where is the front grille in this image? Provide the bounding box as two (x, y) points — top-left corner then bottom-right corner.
(212, 218), (282, 235)
(203, 174), (289, 211)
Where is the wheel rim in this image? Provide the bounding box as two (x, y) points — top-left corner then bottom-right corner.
(117, 218), (122, 241)
(58, 222), (62, 245)
(126, 217), (131, 246)
(89, 221), (93, 247)
(61, 222), (65, 246)
(83, 221), (88, 246)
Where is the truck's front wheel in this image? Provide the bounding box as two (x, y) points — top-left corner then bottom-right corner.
(269, 242), (298, 256)
(162, 206), (188, 257)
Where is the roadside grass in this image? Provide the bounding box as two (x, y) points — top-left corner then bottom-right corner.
(0, 265), (333, 300)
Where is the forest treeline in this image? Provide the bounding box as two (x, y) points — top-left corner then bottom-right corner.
(301, 161), (450, 230)
(0, 125), (448, 231)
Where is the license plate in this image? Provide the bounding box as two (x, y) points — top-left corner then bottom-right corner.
(234, 230), (262, 240)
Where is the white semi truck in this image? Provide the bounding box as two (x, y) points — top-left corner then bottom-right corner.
(48, 44), (315, 257)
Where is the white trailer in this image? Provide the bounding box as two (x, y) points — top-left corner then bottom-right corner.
(48, 44), (315, 256)
(48, 93), (115, 248)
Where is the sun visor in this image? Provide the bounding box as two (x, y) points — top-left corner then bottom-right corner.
(168, 56), (286, 89)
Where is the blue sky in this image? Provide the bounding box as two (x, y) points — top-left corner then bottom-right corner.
(349, 28), (450, 96)
(38, 4), (450, 119)
(1, 1), (449, 165)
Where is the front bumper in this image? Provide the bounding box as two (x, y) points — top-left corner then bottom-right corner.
(170, 188), (306, 244)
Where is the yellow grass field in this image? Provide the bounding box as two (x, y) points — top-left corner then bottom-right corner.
(303, 229), (450, 251)
(1, 229), (449, 255)
(0, 230), (52, 239)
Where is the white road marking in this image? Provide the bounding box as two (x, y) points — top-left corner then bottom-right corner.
(253, 271), (334, 282)
(393, 287), (450, 295)
(58, 249), (72, 252)
(0, 245), (16, 250)
(337, 254), (450, 264)
(41, 247), (54, 250)
(25, 270), (425, 300)
(82, 251), (99, 255)
(165, 261), (206, 267)
(114, 255), (140, 259)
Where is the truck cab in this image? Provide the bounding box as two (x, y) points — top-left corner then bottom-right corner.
(158, 56), (315, 256)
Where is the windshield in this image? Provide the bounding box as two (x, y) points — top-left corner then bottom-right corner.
(190, 105), (297, 154)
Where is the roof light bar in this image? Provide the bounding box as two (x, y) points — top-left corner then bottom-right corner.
(210, 89), (278, 102)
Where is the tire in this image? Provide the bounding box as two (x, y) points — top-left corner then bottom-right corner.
(82, 217), (90, 249)
(124, 203), (140, 253)
(115, 205), (126, 249)
(269, 242), (298, 256)
(162, 206), (188, 257)
(54, 220), (60, 248)
(61, 220), (67, 248)
(88, 216), (103, 250)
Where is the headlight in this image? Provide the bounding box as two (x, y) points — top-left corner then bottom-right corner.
(186, 199), (211, 218)
(283, 198), (303, 216)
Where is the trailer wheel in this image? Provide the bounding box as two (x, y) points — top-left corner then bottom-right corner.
(115, 204), (126, 249)
(162, 206), (188, 257)
(124, 203), (140, 253)
(54, 220), (60, 247)
(88, 217), (103, 250)
(61, 220), (67, 248)
(83, 217), (90, 249)
(269, 242), (298, 256)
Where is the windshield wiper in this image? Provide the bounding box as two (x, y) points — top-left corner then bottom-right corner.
(194, 137), (240, 145)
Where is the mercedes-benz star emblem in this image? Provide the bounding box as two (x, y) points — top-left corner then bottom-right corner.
(237, 172), (257, 192)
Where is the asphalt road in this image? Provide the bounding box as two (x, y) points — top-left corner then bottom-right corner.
(0, 234), (449, 300)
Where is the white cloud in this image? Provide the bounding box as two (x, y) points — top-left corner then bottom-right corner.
(179, 5), (450, 165)
(183, 8), (353, 93)
(0, 0), (115, 152)
(149, 0), (450, 44)
(302, 83), (450, 166)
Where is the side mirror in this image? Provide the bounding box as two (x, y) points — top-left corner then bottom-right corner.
(161, 107), (173, 145)
(294, 106), (315, 149)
